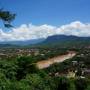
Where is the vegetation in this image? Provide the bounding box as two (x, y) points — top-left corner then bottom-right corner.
(0, 9), (15, 28)
(0, 46), (89, 90)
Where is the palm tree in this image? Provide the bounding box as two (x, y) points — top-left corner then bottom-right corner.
(0, 9), (16, 28)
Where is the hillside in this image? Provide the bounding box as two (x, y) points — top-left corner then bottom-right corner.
(39, 35), (90, 48)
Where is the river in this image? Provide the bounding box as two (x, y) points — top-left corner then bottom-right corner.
(36, 51), (76, 69)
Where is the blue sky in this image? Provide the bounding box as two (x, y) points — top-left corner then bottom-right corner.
(0, 0), (90, 26)
(0, 0), (90, 41)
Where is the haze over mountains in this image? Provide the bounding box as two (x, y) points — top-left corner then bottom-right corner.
(0, 38), (44, 46)
(0, 35), (90, 47)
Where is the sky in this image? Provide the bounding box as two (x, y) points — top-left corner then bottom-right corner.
(0, 0), (90, 41)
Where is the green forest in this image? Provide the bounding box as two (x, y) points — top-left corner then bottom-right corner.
(0, 47), (89, 90)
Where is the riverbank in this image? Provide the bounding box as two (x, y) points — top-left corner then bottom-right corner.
(36, 51), (76, 69)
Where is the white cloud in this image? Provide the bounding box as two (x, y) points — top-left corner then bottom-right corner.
(0, 21), (90, 41)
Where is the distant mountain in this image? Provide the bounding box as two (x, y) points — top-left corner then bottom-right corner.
(1, 35), (90, 48)
(43, 35), (90, 43)
(0, 38), (45, 46)
(0, 44), (18, 48)
(40, 35), (90, 48)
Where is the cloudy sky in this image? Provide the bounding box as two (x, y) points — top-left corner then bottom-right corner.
(0, 0), (90, 41)
(0, 21), (90, 41)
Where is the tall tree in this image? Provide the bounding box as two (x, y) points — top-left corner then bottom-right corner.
(0, 9), (16, 28)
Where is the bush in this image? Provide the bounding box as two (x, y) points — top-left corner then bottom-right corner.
(75, 78), (88, 90)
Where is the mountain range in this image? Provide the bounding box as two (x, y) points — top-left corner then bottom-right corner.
(0, 35), (90, 47)
(0, 38), (44, 46)
(39, 35), (90, 48)
(43, 35), (90, 43)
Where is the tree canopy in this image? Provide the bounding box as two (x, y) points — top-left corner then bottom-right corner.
(0, 9), (16, 28)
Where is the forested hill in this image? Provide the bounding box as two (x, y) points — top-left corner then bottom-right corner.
(39, 35), (90, 48)
(43, 35), (90, 43)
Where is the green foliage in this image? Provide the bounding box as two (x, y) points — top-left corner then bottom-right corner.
(86, 85), (90, 90)
(75, 78), (88, 90)
(21, 74), (45, 90)
(57, 77), (70, 90)
(16, 56), (38, 80)
(0, 48), (89, 90)
(0, 9), (16, 28)
(0, 72), (11, 90)
(0, 60), (17, 80)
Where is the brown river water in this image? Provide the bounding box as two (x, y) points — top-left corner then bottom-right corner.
(36, 51), (76, 69)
